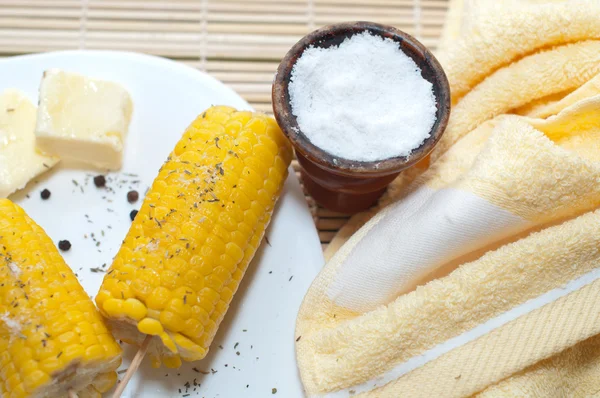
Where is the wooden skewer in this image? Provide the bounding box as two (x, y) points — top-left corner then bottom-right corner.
(112, 335), (153, 398)
(68, 390), (78, 398)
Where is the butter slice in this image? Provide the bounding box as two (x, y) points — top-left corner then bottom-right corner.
(0, 89), (59, 198)
(35, 69), (133, 170)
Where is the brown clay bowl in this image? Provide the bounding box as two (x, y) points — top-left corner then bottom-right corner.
(272, 21), (451, 213)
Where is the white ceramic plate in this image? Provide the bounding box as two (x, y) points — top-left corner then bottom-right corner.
(1, 50), (324, 397)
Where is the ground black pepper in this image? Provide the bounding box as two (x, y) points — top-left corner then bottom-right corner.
(58, 240), (71, 251)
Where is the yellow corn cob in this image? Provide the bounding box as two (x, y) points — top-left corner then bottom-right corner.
(0, 199), (122, 398)
(96, 106), (292, 368)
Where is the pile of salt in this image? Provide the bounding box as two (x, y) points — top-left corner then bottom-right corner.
(288, 32), (437, 162)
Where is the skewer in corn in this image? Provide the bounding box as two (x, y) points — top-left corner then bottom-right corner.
(96, 106), (293, 394)
(0, 199), (122, 398)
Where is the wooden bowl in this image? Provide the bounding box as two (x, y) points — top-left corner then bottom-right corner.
(272, 21), (451, 213)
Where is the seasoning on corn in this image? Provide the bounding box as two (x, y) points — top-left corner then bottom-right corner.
(0, 199), (122, 398)
(96, 106), (292, 368)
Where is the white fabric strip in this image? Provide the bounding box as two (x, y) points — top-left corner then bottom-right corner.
(318, 266), (600, 397)
(327, 187), (528, 312)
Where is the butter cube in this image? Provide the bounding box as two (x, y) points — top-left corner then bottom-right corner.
(0, 89), (59, 198)
(35, 69), (133, 170)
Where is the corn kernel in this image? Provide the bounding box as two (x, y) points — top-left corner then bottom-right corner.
(159, 332), (177, 353)
(137, 318), (164, 335)
(103, 343), (122, 361)
(80, 334), (99, 347)
(206, 274), (225, 291)
(146, 286), (171, 311)
(57, 331), (78, 345)
(19, 359), (37, 375)
(160, 270), (179, 289)
(8, 384), (25, 398)
(84, 345), (106, 362)
(159, 311), (184, 333)
(192, 305), (210, 325)
(149, 355), (161, 369)
(131, 278), (153, 301)
(163, 355), (182, 369)
(80, 386), (102, 398)
(38, 357), (60, 374)
(92, 372), (118, 393)
(221, 287), (234, 302)
(6, 374), (21, 391)
(124, 298), (148, 321)
(172, 333), (206, 361)
(182, 319), (204, 340)
(102, 299), (125, 318)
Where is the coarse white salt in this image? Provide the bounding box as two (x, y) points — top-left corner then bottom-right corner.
(288, 32), (437, 162)
(0, 313), (22, 337)
(8, 262), (21, 277)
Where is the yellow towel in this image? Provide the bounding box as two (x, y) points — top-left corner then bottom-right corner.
(296, 1), (600, 396)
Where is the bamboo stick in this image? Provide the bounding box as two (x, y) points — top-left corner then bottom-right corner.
(317, 207), (351, 218)
(317, 218), (349, 231)
(210, 72), (275, 82)
(0, 0), (79, 7)
(0, 0), (446, 7)
(0, 8), (81, 18)
(206, 60), (280, 71)
(111, 335), (152, 398)
(318, 230), (337, 243)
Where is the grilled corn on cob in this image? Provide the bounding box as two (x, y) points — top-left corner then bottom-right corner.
(96, 106), (292, 368)
(0, 199), (122, 398)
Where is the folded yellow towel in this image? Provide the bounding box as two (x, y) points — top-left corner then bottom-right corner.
(296, 1), (600, 396)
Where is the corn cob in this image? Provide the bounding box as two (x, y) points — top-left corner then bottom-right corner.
(96, 106), (292, 368)
(0, 199), (122, 398)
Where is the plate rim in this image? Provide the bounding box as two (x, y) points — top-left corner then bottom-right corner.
(0, 49), (253, 110)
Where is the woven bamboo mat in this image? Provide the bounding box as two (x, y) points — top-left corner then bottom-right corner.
(0, 0), (450, 251)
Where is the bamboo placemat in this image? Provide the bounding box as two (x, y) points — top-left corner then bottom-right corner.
(0, 0), (450, 251)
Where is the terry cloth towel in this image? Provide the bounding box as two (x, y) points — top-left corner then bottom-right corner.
(296, 1), (600, 397)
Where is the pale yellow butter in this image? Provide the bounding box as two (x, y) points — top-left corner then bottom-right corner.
(35, 69), (133, 170)
(0, 89), (59, 198)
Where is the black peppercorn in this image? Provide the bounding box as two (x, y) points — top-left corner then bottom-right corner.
(40, 189), (51, 200)
(93, 175), (106, 187)
(127, 190), (139, 203)
(130, 210), (138, 221)
(58, 240), (71, 251)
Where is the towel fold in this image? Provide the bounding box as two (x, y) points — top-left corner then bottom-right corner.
(296, 1), (600, 396)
